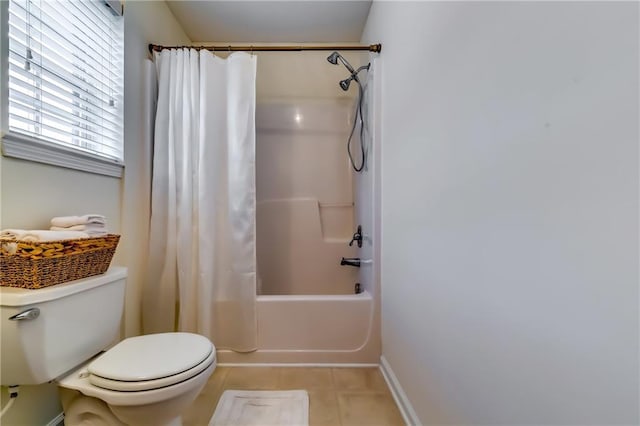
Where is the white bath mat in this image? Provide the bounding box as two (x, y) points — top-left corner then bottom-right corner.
(209, 390), (309, 426)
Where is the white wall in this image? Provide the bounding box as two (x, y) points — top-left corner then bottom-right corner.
(0, 1), (189, 424)
(362, 2), (639, 424)
(0, 160), (121, 231)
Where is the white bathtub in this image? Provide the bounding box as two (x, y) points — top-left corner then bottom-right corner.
(225, 98), (380, 364)
(217, 290), (380, 364)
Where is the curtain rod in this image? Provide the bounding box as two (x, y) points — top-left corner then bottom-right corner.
(148, 43), (382, 54)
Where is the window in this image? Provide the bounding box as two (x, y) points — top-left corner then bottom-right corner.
(3, 0), (124, 177)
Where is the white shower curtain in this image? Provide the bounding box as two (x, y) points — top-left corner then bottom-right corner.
(143, 49), (257, 352)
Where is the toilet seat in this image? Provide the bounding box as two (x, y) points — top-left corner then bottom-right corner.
(87, 333), (215, 392)
(58, 350), (217, 408)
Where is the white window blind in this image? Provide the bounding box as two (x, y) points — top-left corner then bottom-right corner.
(5, 0), (124, 175)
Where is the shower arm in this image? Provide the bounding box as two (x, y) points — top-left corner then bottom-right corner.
(344, 64), (371, 88)
(336, 55), (356, 74)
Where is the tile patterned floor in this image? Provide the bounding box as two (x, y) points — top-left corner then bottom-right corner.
(183, 367), (405, 426)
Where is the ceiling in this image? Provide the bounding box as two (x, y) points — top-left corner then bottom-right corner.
(165, 1), (373, 43)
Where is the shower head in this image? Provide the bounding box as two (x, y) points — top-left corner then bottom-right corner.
(326, 51), (356, 74)
(328, 52), (371, 91)
(338, 64), (371, 91)
(339, 77), (352, 91)
(327, 51), (340, 65)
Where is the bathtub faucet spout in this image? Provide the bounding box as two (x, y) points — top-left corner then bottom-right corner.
(340, 257), (361, 268)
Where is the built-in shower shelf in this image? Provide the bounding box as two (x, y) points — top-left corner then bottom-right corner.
(319, 202), (354, 208)
(257, 198), (357, 295)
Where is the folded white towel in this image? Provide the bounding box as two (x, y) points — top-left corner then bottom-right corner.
(0, 229), (90, 242)
(51, 214), (106, 228)
(51, 224), (105, 231)
(50, 225), (108, 236)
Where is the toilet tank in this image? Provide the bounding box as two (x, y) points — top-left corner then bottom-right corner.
(0, 267), (127, 385)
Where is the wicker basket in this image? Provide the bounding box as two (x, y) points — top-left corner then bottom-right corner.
(0, 234), (120, 289)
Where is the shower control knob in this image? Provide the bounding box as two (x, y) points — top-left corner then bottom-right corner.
(349, 225), (363, 248)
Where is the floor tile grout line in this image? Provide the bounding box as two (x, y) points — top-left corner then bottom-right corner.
(332, 389), (345, 426)
(330, 367), (336, 390)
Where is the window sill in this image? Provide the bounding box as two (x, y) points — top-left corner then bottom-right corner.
(1, 132), (124, 178)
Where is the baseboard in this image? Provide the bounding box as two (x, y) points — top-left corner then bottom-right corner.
(218, 362), (379, 368)
(379, 356), (421, 426)
(45, 412), (64, 426)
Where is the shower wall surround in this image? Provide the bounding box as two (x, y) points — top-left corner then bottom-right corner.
(251, 50), (368, 295)
(256, 99), (357, 295)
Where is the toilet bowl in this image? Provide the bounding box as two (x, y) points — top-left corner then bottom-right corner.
(59, 332), (216, 425)
(0, 267), (216, 426)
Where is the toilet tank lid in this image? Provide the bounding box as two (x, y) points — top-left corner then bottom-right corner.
(0, 267), (127, 306)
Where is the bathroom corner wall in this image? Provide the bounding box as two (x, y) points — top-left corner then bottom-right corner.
(363, 1), (639, 424)
(0, 2), (190, 424)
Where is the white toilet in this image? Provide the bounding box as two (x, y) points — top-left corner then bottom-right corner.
(0, 267), (216, 425)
